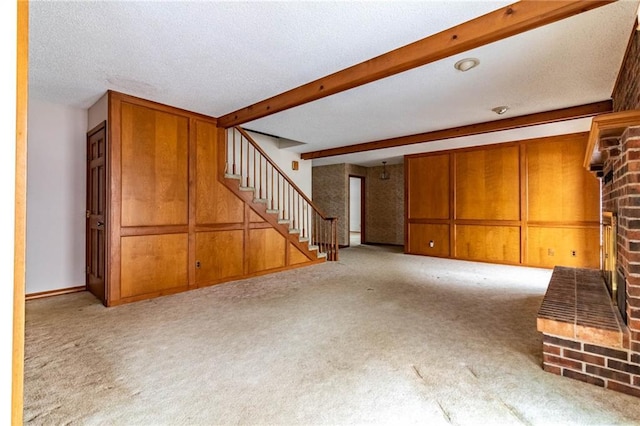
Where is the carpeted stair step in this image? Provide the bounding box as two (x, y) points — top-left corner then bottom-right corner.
(239, 186), (255, 192)
(224, 173), (242, 180)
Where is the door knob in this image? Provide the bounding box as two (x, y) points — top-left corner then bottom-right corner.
(97, 221), (104, 227)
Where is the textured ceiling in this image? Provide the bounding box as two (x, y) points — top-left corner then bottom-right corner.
(30, 1), (640, 167)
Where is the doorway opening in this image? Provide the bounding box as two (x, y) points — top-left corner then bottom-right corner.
(349, 176), (365, 246)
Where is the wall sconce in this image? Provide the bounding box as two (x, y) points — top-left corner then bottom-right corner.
(380, 161), (390, 180)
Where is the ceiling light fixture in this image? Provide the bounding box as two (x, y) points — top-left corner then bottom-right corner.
(380, 161), (390, 180)
(454, 58), (479, 72)
(492, 106), (509, 115)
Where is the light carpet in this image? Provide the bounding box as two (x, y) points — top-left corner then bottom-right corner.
(24, 245), (640, 425)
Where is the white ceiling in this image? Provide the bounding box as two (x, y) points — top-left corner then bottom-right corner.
(30, 1), (640, 167)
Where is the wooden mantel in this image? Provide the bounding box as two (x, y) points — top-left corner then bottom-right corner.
(584, 110), (640, 171)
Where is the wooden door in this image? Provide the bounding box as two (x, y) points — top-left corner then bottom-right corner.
(86, 122), (107, 305)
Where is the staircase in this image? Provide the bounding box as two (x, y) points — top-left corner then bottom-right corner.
(220, 126), (338, 261)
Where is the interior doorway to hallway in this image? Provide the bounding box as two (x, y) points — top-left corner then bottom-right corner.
(349, 176), (365, 246)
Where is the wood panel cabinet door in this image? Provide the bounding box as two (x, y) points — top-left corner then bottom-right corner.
(455, 225), (520, 264)
(120, 102), (189, 227)
(248, 228), (286, 273)
(120, 234), (188, 298)
(455, 146), (520, 221)
(526, 226), (599, 268)
(407, 154), (450, 220)
(407, 223), (450, 257)
(527, 135), (600, 222)
(195, 230), (244, 286)
(196, 120), (244, 225)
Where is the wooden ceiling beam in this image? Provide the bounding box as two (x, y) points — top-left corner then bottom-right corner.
(300, 100), (613, 160)
(218, 0), (613, 128)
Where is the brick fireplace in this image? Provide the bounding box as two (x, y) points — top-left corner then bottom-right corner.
(538, 112), (640, 398)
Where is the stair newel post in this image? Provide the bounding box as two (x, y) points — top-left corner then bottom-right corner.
(331, 217), (338, 262)
(320, 216), (324, 255)
(314, 212), (318, 252)
(324, 216), (328, 255)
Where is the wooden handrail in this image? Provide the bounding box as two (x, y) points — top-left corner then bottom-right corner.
(234, 127), (332, 221)
(226, 127), (338, 261)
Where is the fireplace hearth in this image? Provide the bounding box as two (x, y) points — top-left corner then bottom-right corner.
(538, 112), (640, 399)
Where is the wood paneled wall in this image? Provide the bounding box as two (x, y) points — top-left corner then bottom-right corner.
(405, 133), (600, 268)
(105, 91), (317, 306)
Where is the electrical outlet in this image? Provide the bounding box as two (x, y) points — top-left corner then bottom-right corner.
(548, 248), (555, 256)
(571, 250), (577, 257)
(196, 261), (201, 268)
(429, 240), (435, 248)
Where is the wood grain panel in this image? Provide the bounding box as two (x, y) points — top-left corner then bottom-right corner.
(196, 120), (244, 224)
(455, 145), (520, 220)
(407, 154), (449, 219)
(249, 209), (265, 223)
(121, 102), (189, 227)
(290, 243), (311, 265)
(195, 230), (244, 285)
(527, 135), (600, 222)
(526, 226), (600, 269)
(455, 225), (520, 263)
(407, 223), (450, 257)
(248, 228), (286, 273)
(120, 234), (188, 298)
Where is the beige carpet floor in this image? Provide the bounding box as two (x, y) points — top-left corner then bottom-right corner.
(24, 245), (640, 425)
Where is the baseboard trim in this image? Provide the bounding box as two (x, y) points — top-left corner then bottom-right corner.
(26, 285), (86, 301)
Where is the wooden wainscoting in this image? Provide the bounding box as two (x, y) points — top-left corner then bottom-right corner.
(103, 92), (320, 306)
(405, 133), (600, 269)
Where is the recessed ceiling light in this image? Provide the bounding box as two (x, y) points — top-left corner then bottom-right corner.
(492, 106), (509, 115)
(454, 58), (479, 72)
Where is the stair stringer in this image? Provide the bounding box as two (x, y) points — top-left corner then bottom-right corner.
(220, 175), (326, 264)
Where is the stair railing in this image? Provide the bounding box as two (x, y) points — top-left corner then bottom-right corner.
(225, 126), (338, 261)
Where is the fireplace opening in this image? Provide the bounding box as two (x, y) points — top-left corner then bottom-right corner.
(602, 211), (627, 324)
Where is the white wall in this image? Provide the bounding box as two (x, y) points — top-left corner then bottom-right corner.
(349, 177), (361, 232)
(246, 131), (312, 197)
(26, 100), (87, 294)
(1, 0), (17, 420)
(88, 92), (108, 130)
